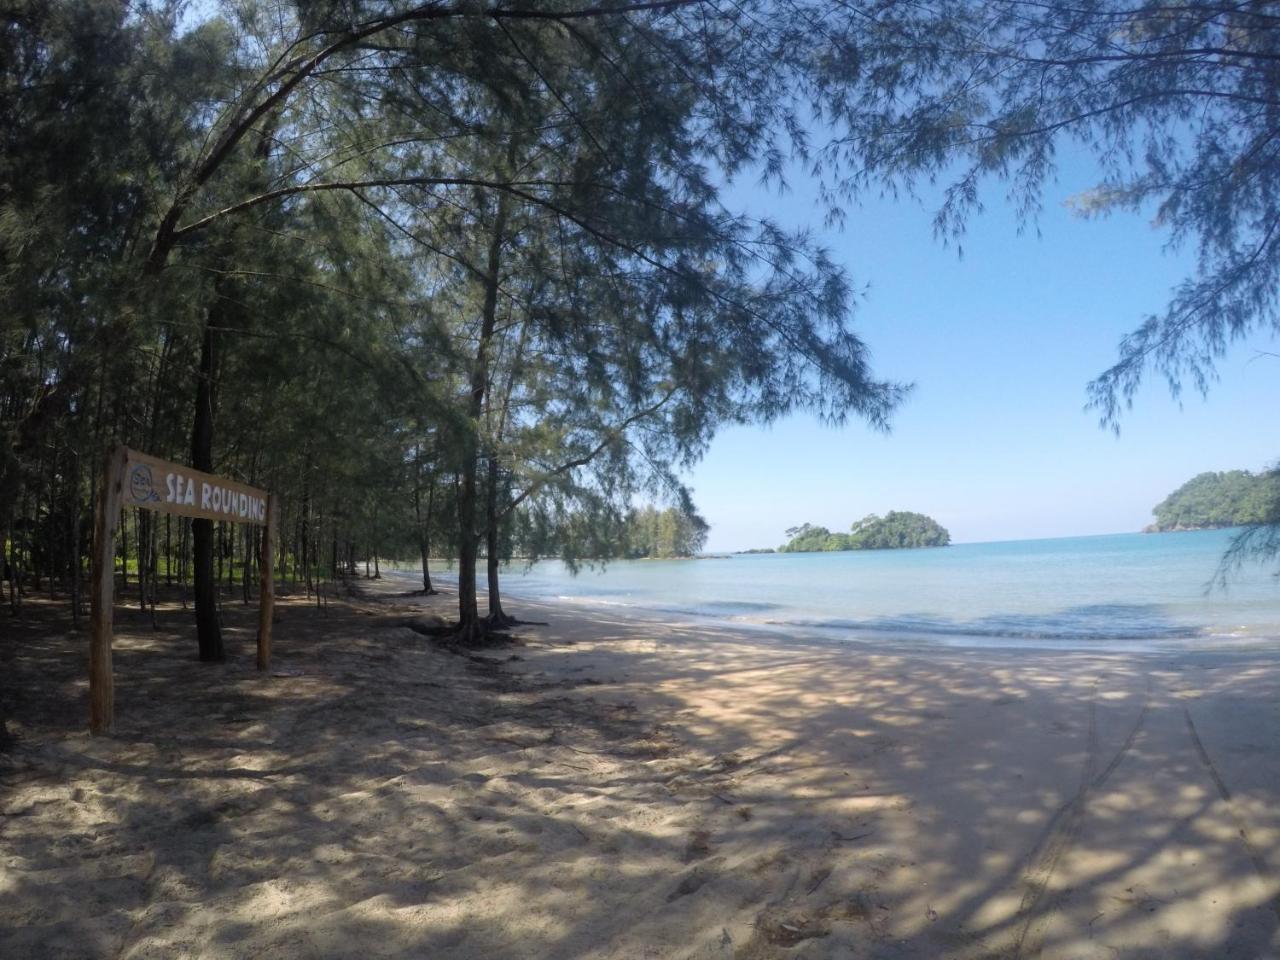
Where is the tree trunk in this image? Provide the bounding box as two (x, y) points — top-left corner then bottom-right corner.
(7, 526), (17, 616)
(69, 456), (82, 626)
(242, 525), (252, 604)
(482, 310), (528, 628)
(179, 518), (189, 610)
(456, 193), (509, 642)
(191, 316), (224, 661)
(456, 480), (480, 640)
(148, 517), (158, 627)
(5, 499), (16, 617)
(137, 512), (146, 612)
(301, 494), (311, 597)
(485, 452), (508, 625)
(118, 502), (127, 593)
(414, 451), (436, 594)
(42, 458), (53, 596)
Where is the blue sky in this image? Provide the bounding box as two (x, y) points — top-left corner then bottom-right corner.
(687, 152), (1280, 552)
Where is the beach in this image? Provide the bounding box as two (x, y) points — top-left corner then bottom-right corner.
(2, 583), (1278, 958)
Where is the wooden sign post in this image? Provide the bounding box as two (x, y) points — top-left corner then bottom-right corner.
(89, 446), (277, 735)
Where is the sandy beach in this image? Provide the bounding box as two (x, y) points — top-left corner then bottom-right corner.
(2, 584), (1278, 959)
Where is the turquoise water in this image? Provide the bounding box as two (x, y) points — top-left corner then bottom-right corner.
(416, 529), (1280, 651)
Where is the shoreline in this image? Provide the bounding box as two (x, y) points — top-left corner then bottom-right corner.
(395, 568), (1280, 657)
(408, 581), (1280, 956)
(3, 585), (1278, 958)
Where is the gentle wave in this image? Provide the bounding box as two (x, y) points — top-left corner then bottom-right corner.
(555, 595), (631, 606)
(550, 594), (784, 616)
(764, 615), (1204, 642)
(545, 595), (1217, 642)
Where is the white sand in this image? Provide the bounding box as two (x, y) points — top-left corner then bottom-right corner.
(2, 584), (1278, 958)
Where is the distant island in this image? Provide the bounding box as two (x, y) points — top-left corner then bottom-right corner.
(774, 512), (951, 552)
(1148, 470), (1280, 532)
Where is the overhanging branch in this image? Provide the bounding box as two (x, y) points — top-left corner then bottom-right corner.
(498, 386), (678, 519)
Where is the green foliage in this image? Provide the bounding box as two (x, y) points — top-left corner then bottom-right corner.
(5, 0), (941, 626)
(848, 512), (951, 550)
(620, 507), (709, 560)
(513, 502), (708, 564)
(778, 524), (834, 553)
(798, 2), (1280, 427)
(1149, 472), (1280, 531)
(779, 512), (950, 552)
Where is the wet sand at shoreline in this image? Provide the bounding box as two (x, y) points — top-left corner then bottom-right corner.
(2, 583), (1278, 958)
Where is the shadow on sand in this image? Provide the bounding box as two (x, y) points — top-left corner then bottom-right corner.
(1, 587), (1278, 958)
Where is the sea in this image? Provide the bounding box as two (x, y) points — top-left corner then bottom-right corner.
(403, 529), (1280, 652)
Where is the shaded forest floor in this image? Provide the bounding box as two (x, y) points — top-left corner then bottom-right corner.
(2, 582), (1279, 958)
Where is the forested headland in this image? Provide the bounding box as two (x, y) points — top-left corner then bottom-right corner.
(777, 512), (951, 552)
(1147, 471), (1280, 532)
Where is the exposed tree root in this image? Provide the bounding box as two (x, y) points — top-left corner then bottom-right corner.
(403, 616), (524, 650)
(486, 612), (548, 629)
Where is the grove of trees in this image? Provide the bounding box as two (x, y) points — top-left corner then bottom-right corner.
(7, 0), (1280, 656)
(1, 0), (911, 646)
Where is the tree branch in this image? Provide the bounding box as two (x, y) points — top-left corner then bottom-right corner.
(499, 387), (678, 519)
(145, 0), (710, 271)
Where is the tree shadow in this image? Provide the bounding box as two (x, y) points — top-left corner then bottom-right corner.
(2, 589), (1278, 958)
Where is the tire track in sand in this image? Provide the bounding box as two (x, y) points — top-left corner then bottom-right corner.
(1183, 707), (1280, 922)
(1008, 675), (1151, 959)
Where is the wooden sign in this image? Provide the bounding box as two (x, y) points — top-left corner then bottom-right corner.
(121, 448), (269, 524)
(90, 446), (277, 736)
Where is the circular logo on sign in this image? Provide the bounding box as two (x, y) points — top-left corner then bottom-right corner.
(128, 465), (161, 504)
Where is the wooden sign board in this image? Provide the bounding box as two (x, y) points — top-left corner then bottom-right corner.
(121, 448), (269, 524)
(90, 446), (277, 736)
